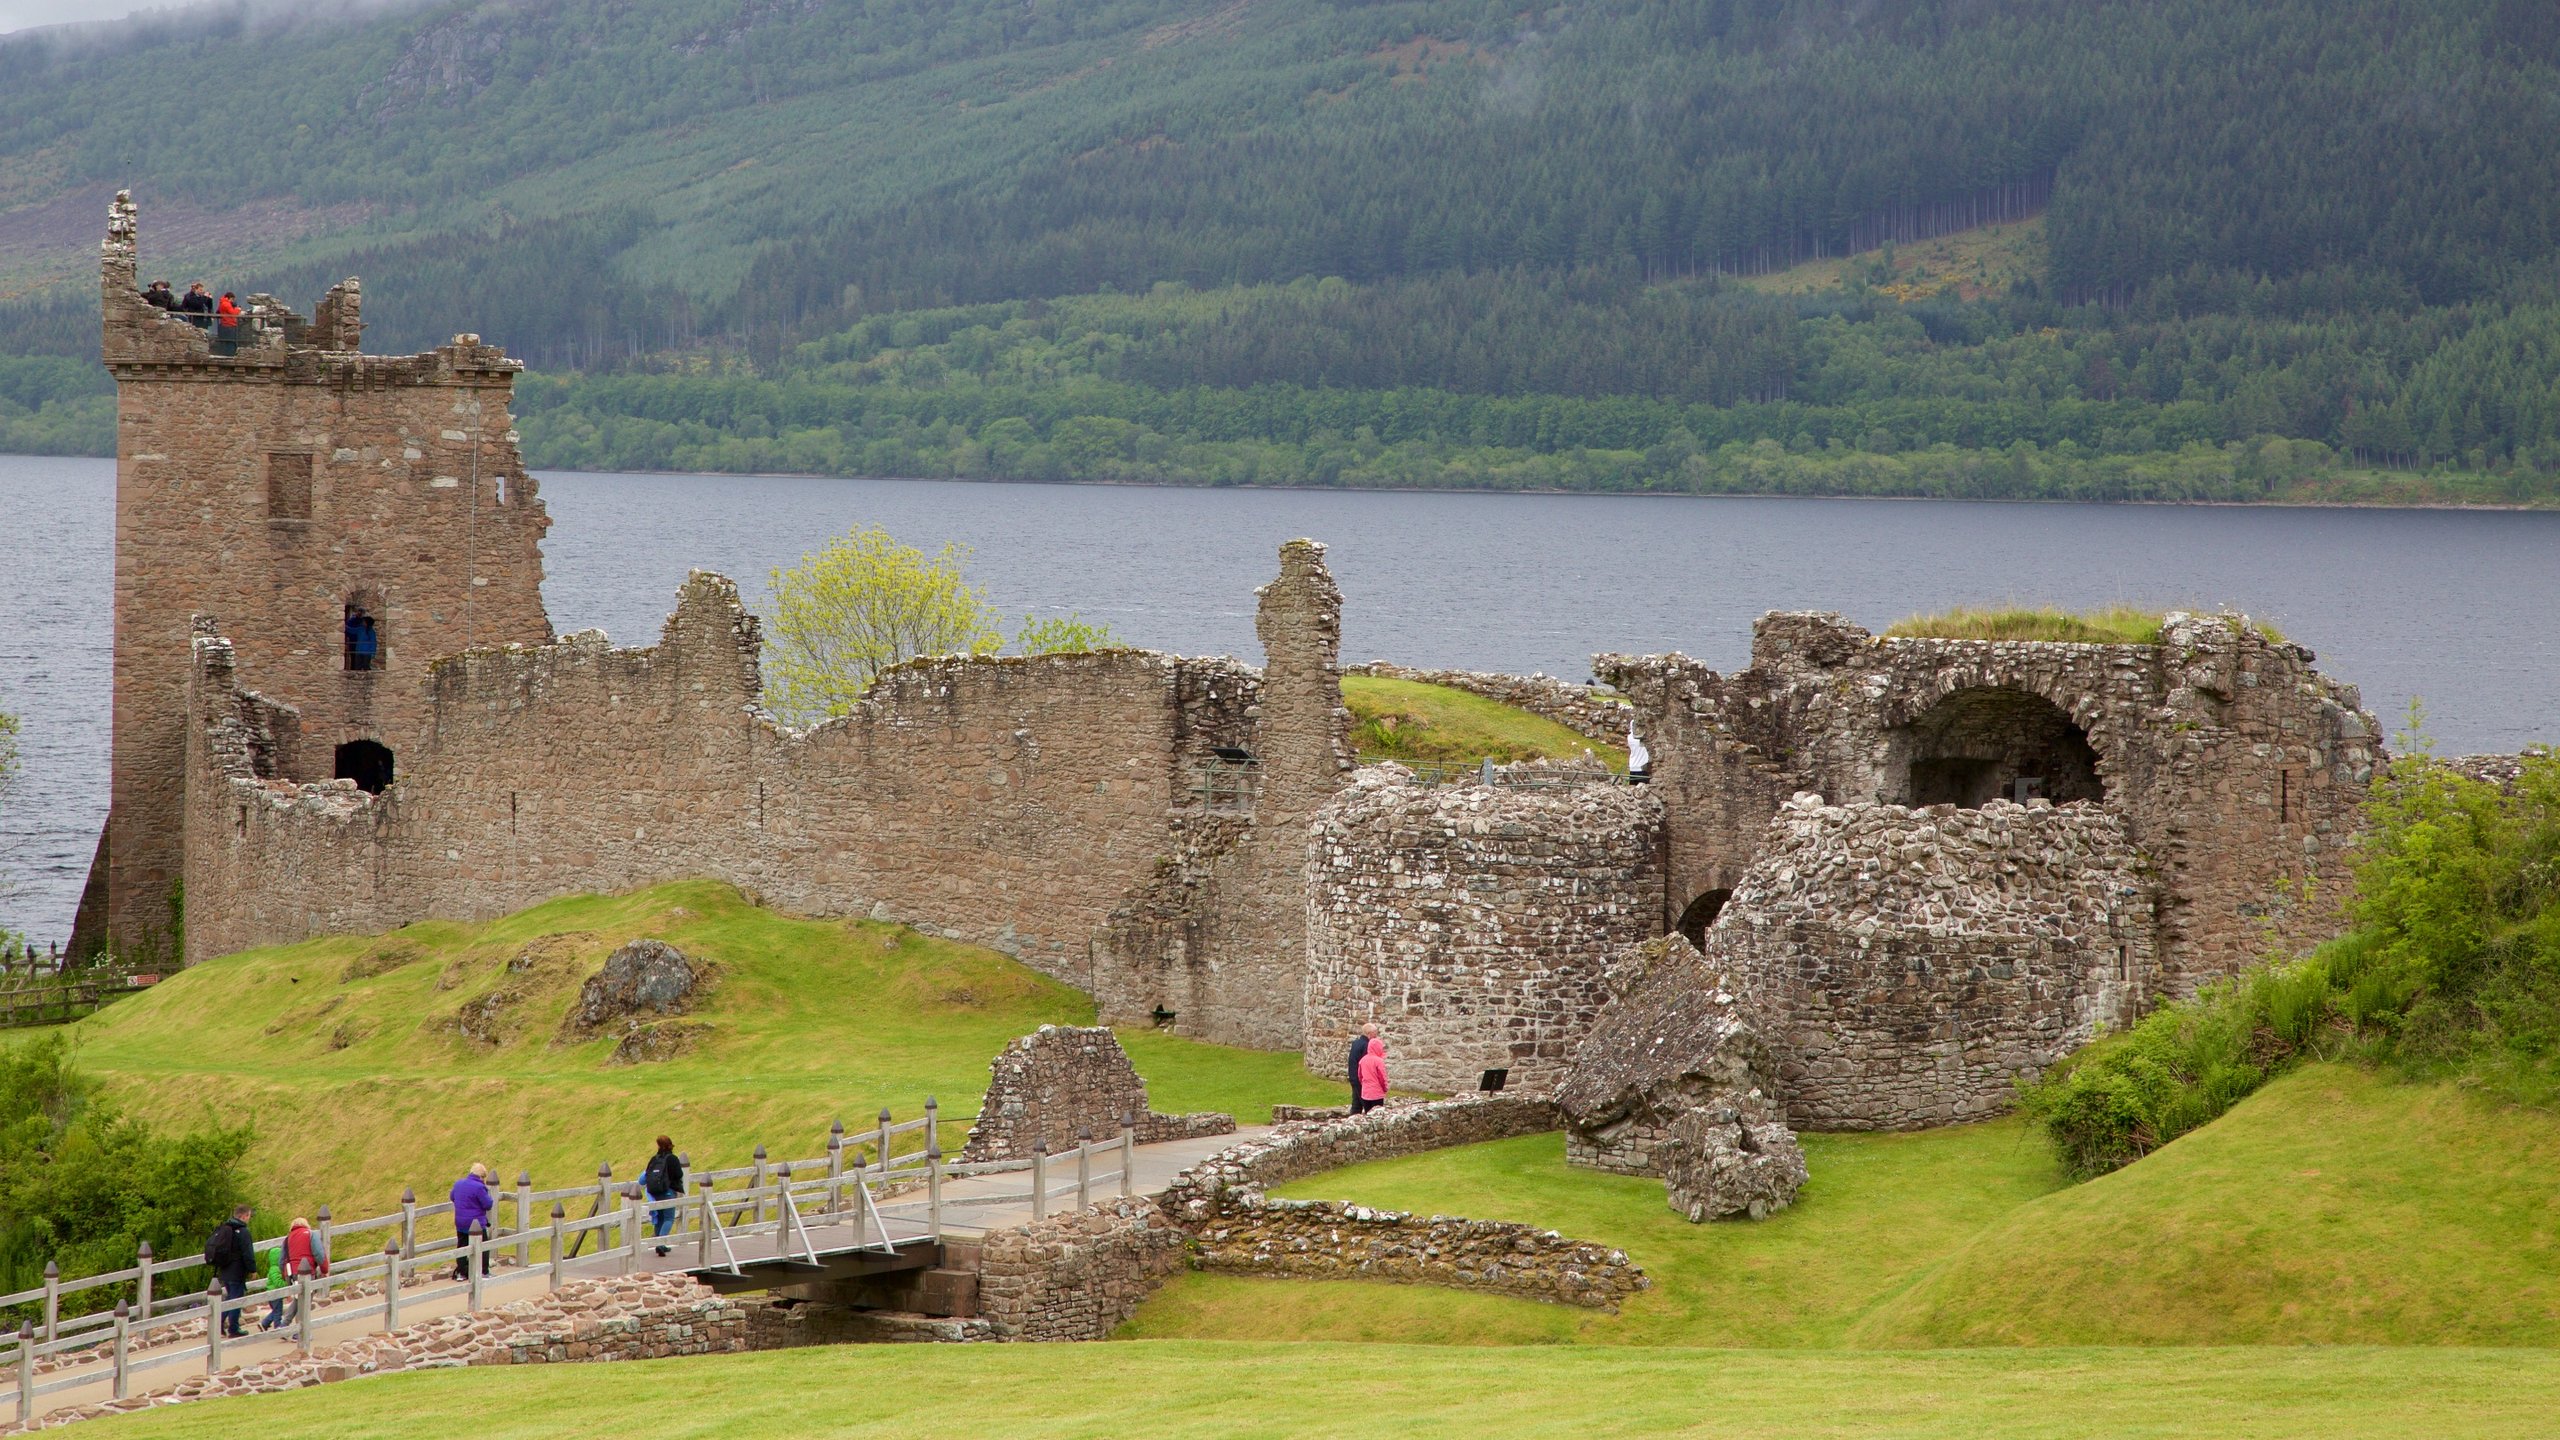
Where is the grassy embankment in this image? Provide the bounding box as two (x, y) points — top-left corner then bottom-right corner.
(1341, 674), (1627, 771)
(1880, 605), (2286, 646)
(56, 880), (1343, 1218)
(1129, 1063), (2560, 1349)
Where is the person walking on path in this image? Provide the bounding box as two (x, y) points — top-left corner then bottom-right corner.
(1347, 1023), (1378, 1111)
(257, 1237), (287, 1331)
(641, 1136), (685, 1257)
(1356, 1038), (1390, 1114)
(450, 1163), (495, 1279)
(205, 1203), (254, 1338)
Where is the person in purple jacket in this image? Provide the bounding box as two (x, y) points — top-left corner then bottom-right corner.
(450, 1162), (495, 1279)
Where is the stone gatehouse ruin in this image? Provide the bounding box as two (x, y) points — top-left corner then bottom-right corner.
(77, 194), (2392, 1129)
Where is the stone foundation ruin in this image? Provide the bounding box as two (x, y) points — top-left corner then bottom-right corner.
(959, 1025), (1235, 1162)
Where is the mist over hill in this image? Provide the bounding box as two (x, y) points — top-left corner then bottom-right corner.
(4, 0), (2558, 500)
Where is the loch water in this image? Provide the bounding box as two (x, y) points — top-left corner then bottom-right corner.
(3, 454), (2555, 947)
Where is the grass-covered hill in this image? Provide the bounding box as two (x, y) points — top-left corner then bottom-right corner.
(50, 880), (1341, 1216)
(1342, 674), (1626, 771)
(5, 0), (2560, 502)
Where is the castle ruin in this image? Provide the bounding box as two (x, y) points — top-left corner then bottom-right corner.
(79, 194), (2391, 1130)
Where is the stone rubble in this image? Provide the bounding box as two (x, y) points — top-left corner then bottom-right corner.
(959, 1025), (1234, 1162)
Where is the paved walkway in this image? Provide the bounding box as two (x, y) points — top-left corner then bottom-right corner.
(18, 1126), (1267, 1422)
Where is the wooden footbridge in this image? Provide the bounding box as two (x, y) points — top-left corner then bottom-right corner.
(1, 1104), (1257, 1426)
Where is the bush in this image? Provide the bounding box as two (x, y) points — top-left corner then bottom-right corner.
(2023, 746), (2560, 1178)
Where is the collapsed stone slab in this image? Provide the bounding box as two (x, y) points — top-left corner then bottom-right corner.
(1658, 1090), (1807, 1222)
(960, 1025), (1234, 1162)
(1556, 934), (1784, 1179)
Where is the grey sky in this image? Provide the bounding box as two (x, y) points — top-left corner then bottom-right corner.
(0, 0), (153, 35)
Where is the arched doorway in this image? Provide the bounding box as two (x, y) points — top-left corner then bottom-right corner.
(1676, 888), (1733, 950)
(1902, 687), (2102, 808)
(334, 739), (394, 795)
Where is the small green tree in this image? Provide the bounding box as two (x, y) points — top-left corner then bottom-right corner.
(763, 527), (1005, 725)
(1013, 613), (1121, 655)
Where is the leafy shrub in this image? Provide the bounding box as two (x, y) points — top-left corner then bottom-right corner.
(0, 1036), (253, 1319)
(2024, 746), (2560, 1177)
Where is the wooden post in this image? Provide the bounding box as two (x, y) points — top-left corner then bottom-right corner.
(314, 1206), (333, 1290)
(1077, 1128), (1093, 1210)
(1031, 1142), (1049, 1223)
(926, 1145), (944, 1242)
(383, 1245), (403, 1333)
(1120, 1112), (1137, 1199)
(134, 1239), (154, 1324)
(467, 1223), (487, 1311)
(876, 1107), (893, 1180)
(622, 1188), (643, 1275)
(774, 1164), (794, 1257)
(548, 1204), (566, 1291)
(924, 1095), (939, 1162)
(16, 1322), (33, 1425)
(694, 1180), (713, 1268)
(202, 1284), (223, 1376)
(827, 1118), (846, 1216)
(110, 1300), (129, 1400)
(516, 1171), (534, 1266)
(294, 1270), (314, 1356)
(400, 1187), (417, 1262)
(594, 1162), (615, 1249)
(750, 1146), (768, 1229)
(40, 1261), (57, 1343)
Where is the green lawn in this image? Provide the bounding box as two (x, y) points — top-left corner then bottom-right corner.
(84, 1341), (2560, 1439)
(59, 881), (1342, 1218)
(1342, 675), (1627, 771)
(1124, 1119), (2063, 1346)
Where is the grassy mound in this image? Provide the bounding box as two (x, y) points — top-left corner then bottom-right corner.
(1122, 1122), (2062, 1347)
(1883, 605), (2171, 645)
(86, 1340), (2560, 1439)
(1852, 1064), (2560, 1347)
(57, 881), (1342, 1216)
(1342, 675), (1627, 771)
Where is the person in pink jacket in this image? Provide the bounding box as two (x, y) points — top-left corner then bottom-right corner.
(1356, 1038), (1389, 1114)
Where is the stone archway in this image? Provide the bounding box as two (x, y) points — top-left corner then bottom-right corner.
(1676, 888), (1733, 950)
(1901, 687), (2102, 808)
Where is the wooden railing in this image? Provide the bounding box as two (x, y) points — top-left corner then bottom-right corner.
(0, 1102), (1158, 1421)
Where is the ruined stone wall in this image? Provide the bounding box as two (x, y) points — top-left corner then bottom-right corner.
(1715, 794), (2159, 1130)
(93, 192), (549, 960)
(1302, 769), (1662, 1091)
(1600, 610), (2379, 999)
(1158, 1095), (1563, 1221)
(974, 1197), (1190, 1341)
(1347, 661), (1630, 746)
(181, 546), (1347, 1049)
(959, 1025), (1234, 1162)
(1189, 1197), (1646, 1309)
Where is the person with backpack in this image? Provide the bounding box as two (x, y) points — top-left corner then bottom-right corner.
(641, 1136), (684, 1258)
(204, 1203), (254, 1338)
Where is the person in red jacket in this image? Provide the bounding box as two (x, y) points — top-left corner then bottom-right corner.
(1356, 1038), (1389, 1114)
(212, 291), (243, 355)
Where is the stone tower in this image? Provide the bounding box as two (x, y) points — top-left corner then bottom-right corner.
(74, 191), (553, 961)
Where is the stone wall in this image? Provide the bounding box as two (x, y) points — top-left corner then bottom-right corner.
(1189, 1196), (1646, 1309)
(1556, 934), (1782, 1175)
(1347, 661), (1630, 746)
(1599, 609), (2381, 999)
(959, 1025), (1235, 1161)
(974, 1196), (1191, 1341)
(1158, 1094), (1563, 1219)
(179, 546), (1349, 1050)
(89, 192), (551, 961)
(1715, 794), (2159, 1130)
(1303, 768), (1662, 1090)
(13, 1274), (743, 1432)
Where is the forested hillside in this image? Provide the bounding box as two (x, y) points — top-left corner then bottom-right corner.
(3, 0), (2558, 500)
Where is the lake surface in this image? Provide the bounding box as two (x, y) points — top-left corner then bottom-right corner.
(3, 454), (2555, 947)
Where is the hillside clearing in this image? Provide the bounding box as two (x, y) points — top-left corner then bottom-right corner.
(52, 881), (1342, 1216)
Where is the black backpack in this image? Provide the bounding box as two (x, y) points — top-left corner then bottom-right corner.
(644, 1152), (679, 1199)
(202, 1222), (234, 1270)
